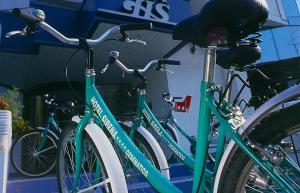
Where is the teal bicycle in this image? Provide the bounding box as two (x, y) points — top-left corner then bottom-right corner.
(10, 94), (77, 177)
(8, 0), (300, 192)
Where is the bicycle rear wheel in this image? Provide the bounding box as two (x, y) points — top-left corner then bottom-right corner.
(147, 121), (179, 161)
(10, 128), (57, 177)
(219, 104), (300, 193)
(57, 123), (127, 193)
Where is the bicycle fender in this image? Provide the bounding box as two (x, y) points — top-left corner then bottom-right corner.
(165, 122), (180, 144)
(213, 84), (300, 193)
(73, 115), (170, 179)
(36, 127), (59, 141)
(84, 122), (128, 193)
(137, 126), (170, 180)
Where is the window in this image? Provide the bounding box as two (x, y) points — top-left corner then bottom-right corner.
(296, 0), (300, 13)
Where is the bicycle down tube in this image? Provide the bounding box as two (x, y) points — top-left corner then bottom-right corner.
(36, 114), (59, 151)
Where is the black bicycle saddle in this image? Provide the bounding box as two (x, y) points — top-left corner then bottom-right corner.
(172, 0), (269, 47)
(216, 44), (262, 69)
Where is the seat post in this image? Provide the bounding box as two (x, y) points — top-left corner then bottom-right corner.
(203, 46), (217, 83)
(224, 68), (236, 101)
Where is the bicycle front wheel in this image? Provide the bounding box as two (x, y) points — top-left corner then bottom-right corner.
(10, 128), (57, 177)
(57, 123), (127, 193)
(219, 104), (300, 193)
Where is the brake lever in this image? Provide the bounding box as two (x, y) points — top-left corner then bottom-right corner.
(100, 63), (110, 74)
(5, 25), (35, 38)
(160, 68), (174, 74)
(106, 37), (146, 46)
(126, 38), (147, 46)
(165, 69), (174, 74)
(6, 30), (26, 38)
(156, 65), (174, 74)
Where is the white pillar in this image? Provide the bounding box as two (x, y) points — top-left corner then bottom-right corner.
(0, 110), (12, 193)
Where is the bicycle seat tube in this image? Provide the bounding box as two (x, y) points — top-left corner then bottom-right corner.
(193, 46), (217, 193)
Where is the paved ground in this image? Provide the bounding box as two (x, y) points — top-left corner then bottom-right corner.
(7, 163), (193, 193)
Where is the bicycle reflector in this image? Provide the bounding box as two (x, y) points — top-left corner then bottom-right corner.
(174, 95), (192, 112)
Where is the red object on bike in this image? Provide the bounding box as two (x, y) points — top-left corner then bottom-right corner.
(174, 95), (192, 112)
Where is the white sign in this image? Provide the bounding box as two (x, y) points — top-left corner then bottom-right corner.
(123, 0), (170, 22)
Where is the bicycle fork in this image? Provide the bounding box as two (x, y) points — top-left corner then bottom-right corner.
(73, 115), (89, 192)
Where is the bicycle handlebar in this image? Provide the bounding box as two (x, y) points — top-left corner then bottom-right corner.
(10, 8), (152, 47)
(44, 94), (77, 111)
(39, 22), (121, 46)
(115, 59), (159, 74)
(110, 51), (180, 74)
(39, 22), (80, 45)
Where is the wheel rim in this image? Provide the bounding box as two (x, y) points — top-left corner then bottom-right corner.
(12, 131), (57, 177)
(236, 127), (300, 193)
(58, 129), (112, 193)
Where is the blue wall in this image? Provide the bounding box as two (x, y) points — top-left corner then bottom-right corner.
(95, 0), (191, 23)
(0, 0), (191, 54)
(259, 0), (300, 63)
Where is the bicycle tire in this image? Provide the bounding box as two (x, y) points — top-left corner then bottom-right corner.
(112, 126), (170, 192)
(56, 122), (127, 193)
(161, 122), (179, 161)
(134, 128), (169, 177)
(10, 127), (57, 177)
(147, 121), (179, 162)
(218, 103), (300, 193)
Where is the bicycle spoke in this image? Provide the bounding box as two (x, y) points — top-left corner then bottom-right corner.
(34, 145), (57, 155)
(77, 179), (110, 193)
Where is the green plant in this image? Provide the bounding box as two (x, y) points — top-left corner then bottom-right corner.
(1, 87), (33, 136)
(15, 117), (34, 136)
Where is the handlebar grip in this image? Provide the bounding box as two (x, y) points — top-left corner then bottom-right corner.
(12, 8), (40, 25)
(158, 59), (181, 66)
(173, 97), (183, 100)
(109, 51), (120, 64)
(120, 23), (153, 32)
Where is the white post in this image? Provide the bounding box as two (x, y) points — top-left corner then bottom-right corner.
(0, 110), (12, 193)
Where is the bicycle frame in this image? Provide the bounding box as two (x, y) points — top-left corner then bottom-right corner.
(74, 69), (181, 193)
(192, 47), (300, 193)
(159, 69), (236, 152)
(73, 47), (300, 193)
(162, 68), (237, 149)
(165, 114), (197, 147)
(136, 90), (196, 170)
(36, 114), (60, 151)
